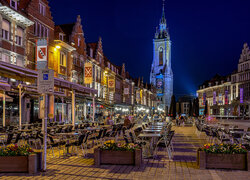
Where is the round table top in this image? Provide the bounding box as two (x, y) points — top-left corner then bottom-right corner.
(139, 133), (161, 138)
(56, 132), (79, 136)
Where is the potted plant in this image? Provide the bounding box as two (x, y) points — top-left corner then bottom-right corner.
(94, 140), (142, 167)
(197, 143), (250, 170)
(0, 144), (38, 174)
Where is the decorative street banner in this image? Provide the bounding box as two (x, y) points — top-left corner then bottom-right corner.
(218, 93), (223, 104)
(36, 39), (48, 69)
(102, 72), (107, 85)
(202, 93), (206, 105)
(213, 91), (216, 105)
(140, 89), (143, 99)
(108, 76), (115, 92)
(225, 90), (228, 105)
(240, 88), (243, 103)
(136, 90), (140, 102)
(124, 87), (129, 95)
(84, 62), (93, 84)
(156, 75), (164, 96)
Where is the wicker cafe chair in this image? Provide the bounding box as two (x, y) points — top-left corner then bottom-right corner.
(89, 128), (104, 145)
(154, 133), (173, 160)
(28, 130), (41, 149)
(0, 133), (13, 147)
(65, 134), (85, 157)
(81, 132), (90, 157)
(231, 133), (243, 144)
(48, 135), (66, 157)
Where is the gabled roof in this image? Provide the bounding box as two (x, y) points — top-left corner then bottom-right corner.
(58, 23), (75, 42)
(87, 42), (98, 58)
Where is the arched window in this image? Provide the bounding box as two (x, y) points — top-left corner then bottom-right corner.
(159, 47), (163, 66)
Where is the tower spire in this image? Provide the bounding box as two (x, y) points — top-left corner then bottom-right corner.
(162, 0), (165, 21)
(155, 0), (168, 39)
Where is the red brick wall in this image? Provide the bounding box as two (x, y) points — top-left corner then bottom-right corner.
(25, 0), (55, 70)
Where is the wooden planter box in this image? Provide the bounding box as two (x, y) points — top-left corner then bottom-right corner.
(94, 148), (142, 167)
(0, 154), (38, 174)
(197, 151), (250, 171)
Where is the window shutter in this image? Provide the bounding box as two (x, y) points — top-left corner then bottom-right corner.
(17, 27), (23, 37)
(2, 20), (10, 31)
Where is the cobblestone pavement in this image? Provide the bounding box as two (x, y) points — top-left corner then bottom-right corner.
(1, 126), (250, 180)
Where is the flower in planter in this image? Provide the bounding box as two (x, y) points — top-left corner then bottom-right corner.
(100, 141), (141, 151)
(198, 144), (247, 154)
(0, 144), (34, 156)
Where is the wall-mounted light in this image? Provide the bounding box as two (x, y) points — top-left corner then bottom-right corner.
(56, 45), (61, 49)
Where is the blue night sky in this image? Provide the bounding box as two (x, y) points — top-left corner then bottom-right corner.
(50, 0), (250, 97)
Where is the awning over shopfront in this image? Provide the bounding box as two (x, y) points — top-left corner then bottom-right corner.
(0, 61), (98, 95)
(0, 81), (11, 91)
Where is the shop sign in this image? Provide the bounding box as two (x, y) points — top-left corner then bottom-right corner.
(84, 62), (93, 84)
(240, 88), (243, 103)
(38, 69), (54, 94)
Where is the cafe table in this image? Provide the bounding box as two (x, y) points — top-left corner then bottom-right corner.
(147, 127), (163, 130)
(18, 129), (33, 132)
(143, 129), (162, 133)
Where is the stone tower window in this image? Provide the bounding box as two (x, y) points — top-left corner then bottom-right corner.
(159, 47), (163, 66)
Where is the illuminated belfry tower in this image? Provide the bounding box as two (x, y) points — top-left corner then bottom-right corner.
(150, 0), (173, 110)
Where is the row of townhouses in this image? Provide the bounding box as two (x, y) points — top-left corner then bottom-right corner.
(0, 0), (157, 126)
(197, 43), (250, 118)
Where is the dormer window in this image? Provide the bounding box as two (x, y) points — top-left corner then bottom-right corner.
(10, 0), (17, 10)
(59, 33), (64, 41)
(39, 2), (46, 16)
(90, 48), (93, 58)
(99, 56), (102, 63)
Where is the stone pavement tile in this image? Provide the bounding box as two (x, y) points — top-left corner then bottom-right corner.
(2, 126), (250, 180)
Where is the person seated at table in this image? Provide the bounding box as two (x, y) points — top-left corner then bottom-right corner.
(104, 116), (110, 125)
(109, 117), (114, 125)
(124, 116), (131, 128)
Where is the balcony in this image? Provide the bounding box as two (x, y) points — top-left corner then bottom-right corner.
(0, 5), (33, 26)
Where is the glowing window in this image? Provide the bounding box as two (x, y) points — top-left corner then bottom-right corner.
(159, 47), (163, 66)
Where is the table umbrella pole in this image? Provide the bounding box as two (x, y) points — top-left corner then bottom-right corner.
(42, 94), (48, 171)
